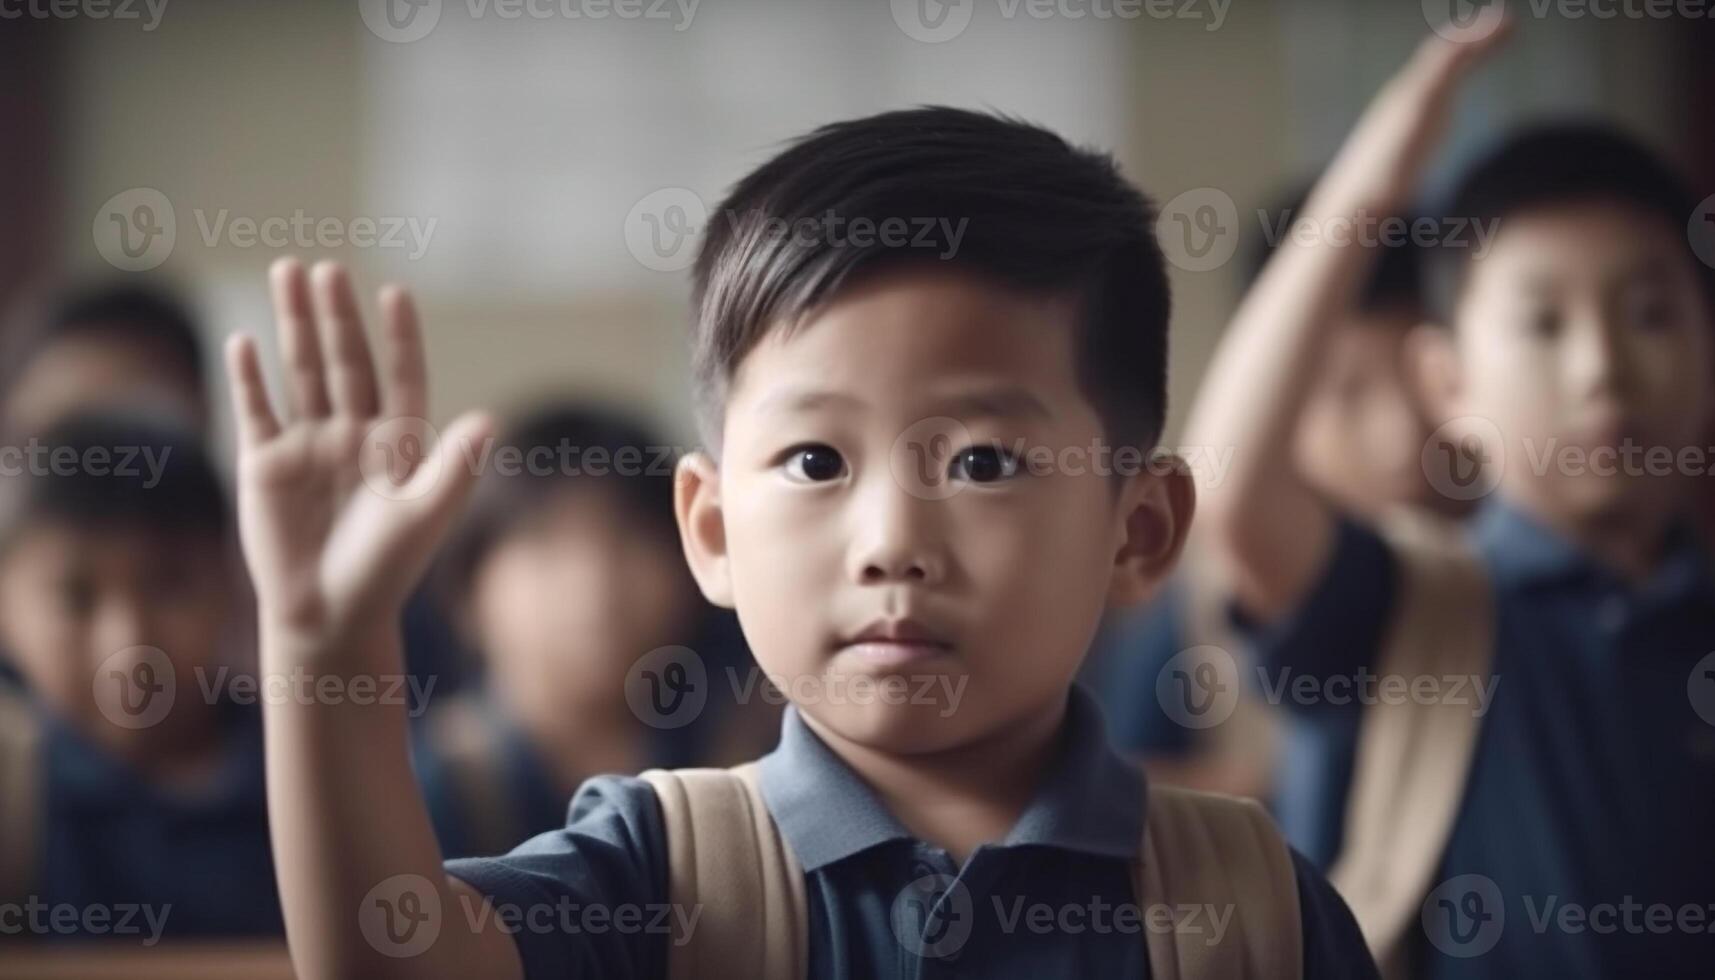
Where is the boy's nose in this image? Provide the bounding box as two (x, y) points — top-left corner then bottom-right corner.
(847, 483), (946, 586)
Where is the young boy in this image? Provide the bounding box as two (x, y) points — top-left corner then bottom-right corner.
(0, 282), (210, 438)
(1085, 190), (1443, 819)
(415, 401), (772, 858)
(222, 114), (1384, 976)
(1188, 23), (1715, 980)
(0, 413), (281, 939)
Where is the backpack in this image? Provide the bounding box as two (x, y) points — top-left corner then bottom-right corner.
(640, 761), (1305, 980)
(1327, 510), (1494, 979)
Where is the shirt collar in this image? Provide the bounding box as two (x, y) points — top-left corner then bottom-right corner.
(44, 703), (268, 815)
(755, 684), (1144, 872)
(1473, 497), (1712, 600)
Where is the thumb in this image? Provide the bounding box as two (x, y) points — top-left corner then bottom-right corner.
(401, 409), (496, 540)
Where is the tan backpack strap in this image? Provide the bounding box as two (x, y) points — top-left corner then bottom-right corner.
(1137, 785), (1302, 980)
(0, 685), (42, 905)
(641, 763), (807, 980)
(1329, 510), (1493, 977)
(424, 695), (520, 857)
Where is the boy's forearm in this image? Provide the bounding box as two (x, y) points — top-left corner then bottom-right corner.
(260, 622), (519, 980)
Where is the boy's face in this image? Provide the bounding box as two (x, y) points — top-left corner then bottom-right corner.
(0, 523), (230, 753)
(1294, 313), (1436, 516)
(469, 490), (698, 715)
(1435, 200), (1714, 523)
(676, 266), (1191, 754)
(4, 331), (205, 437)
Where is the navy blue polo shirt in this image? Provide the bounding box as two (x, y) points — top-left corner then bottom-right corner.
(1243, 500), (1715, 979)
(447, 686), (1378, 978)
(33, 704), (283, 939)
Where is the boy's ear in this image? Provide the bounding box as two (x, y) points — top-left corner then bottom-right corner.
(674, 450), (736, 609)
(1405, 322), (1464, 424)
(1108, 455), (1196, 608)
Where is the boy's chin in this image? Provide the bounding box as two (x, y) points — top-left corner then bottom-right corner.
(803, 699), (977, 756)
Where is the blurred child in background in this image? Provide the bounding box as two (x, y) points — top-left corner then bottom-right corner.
(0, 413), (281, 939)
(1189, 22), (1715, 977)
(1085, 192), (1455, 849)
(414, 402), (775, 857)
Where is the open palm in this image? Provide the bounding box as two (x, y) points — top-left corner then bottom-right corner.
(225, 259), (491, 653)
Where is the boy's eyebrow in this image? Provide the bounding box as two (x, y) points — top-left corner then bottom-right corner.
(930, 384), (1054, 422)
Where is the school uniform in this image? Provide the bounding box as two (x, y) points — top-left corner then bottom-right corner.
(445, 685), (1379, 978)
(30, 704), (282, 939)
(1243, 499), (1715, 979)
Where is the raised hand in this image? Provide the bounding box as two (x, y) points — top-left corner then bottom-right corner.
(225, 258), (491, 659)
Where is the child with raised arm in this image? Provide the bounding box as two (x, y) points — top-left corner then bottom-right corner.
(226, 108), (1384, 977)
(1187, 22), (1715, 980)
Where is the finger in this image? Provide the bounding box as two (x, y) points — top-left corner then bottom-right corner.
(311, 261), (381, 418)
(224, 333), (281, 448)
(270, 257), (331, 419)
(404, 410), (493, 531)
(378, 284), (427, 421)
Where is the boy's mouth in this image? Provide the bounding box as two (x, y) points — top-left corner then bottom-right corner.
(835, 617), (955, 668)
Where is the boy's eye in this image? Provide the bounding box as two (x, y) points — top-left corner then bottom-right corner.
(949, 443), (1020, 484)
(782, 444), (846, 483)
(1622, 290), (1676, 331)
(1527, 307), (1563, 339)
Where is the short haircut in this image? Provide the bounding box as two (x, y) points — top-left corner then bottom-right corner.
(0, 280), (207, 414)
(690, 106), (1171, 453)
(1242, 184), (1426, 321)
(0, 411), (227, 555)
(434, 402), (679, 603)
(1425, 122), (1714, 325)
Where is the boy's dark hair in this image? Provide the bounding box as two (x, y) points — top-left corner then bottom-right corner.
(0, 411), (227, 554)
(690, 106), (1170, 452)
(0, 281), (207, 418)
(435, 402), (680, 603)
(1242, 184), (1425, 320)
(1425, 122), (1714, 325)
